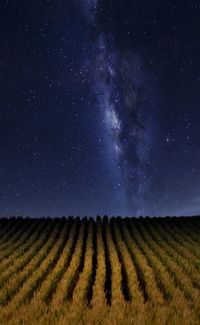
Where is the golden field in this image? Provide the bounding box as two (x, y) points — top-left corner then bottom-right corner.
(0, 216), (199, 324)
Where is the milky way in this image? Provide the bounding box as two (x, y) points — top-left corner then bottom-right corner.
(81, 0), (160, 215)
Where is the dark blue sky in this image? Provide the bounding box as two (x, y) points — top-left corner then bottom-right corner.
(0, 0), (200, 217)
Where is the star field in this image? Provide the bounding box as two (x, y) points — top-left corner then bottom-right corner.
(0, 0), (200, 216)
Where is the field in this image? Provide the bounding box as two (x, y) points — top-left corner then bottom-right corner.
(0, 217), (200, 324)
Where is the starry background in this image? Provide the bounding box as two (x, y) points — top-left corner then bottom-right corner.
(0, 0), (200, 217)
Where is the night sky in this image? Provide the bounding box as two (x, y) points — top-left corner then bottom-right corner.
(1, 0), (200, 217)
